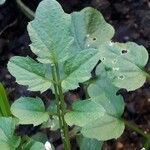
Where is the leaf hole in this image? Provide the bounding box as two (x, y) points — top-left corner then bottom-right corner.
(93, 37), (96, 41)
(118, 75), (124, 80)
(121, 49), (128, 54)
(102, 57), (105, 61)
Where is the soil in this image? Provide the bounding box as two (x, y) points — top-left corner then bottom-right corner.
(0, 0), (150, 149)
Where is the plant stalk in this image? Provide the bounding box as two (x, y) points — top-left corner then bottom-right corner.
(51, 64), (71, 150)
(124, 120), (150, 140)
(16, 0), (35, 20)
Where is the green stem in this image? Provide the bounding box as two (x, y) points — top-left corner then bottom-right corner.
(144, 71), (150, 81)
(51, 65), (71, 150)
(124, 120), (150, 140)
(55, 63), (71, 150)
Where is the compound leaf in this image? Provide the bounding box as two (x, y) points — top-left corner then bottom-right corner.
(11, 97), (49, 126)
(8, 56), (52, 92)
(99, 42), (149, 91)
(0, 117), (21, 150)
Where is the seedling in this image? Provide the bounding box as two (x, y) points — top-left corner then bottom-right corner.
(5, 0), (150, 149)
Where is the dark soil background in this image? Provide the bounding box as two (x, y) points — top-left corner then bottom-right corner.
(0, 0), (150, 149)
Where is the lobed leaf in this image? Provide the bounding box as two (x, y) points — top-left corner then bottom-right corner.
(11, 97), (49, 126)
(8, 56), (52, 92)
(71, 7), (114, 50)
(99, 42), (149, 91)
(28, 0), (74, 64)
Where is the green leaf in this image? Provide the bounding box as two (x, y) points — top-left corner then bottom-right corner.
(11, 97), (49, 126)
(81, 116), (124, 141)
(0, 83), (11, 116)
(30, 142), (45, 150)
(8, 56), (52, 92)
(65, 100), (105, 127)
(65, 77), (125, 140)
(42, 101), (59, 131)
(31, 132), (47, 144)
(27, 0), (74, 64)
(62, 49), (99, 90)
(99, 42), (149, 91)
(71, 7), (114, 50)
(0, 117), (21, 150)
(77, 135), (103, 150)
(0, 0), (5, 5)
(22, 138), (45, 150)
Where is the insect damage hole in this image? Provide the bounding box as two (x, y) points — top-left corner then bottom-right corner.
(93, 37), (96, 41)
(121, 49), (128, 54)
(118, 75), (124, 80)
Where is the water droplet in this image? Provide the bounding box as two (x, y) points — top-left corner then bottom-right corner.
(118, 75), (124, 80)
(113, 67), (119, 71)
(87, 44), (90, 47)
(87, 34), (90, 37)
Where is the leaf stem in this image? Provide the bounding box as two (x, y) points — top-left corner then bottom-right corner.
(16, 0), (35, 20)
(143, 71), (150, 81)
(55, 63), (71, 150)
(51, 64), (71, 150)
(124, 120), (150, 141)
